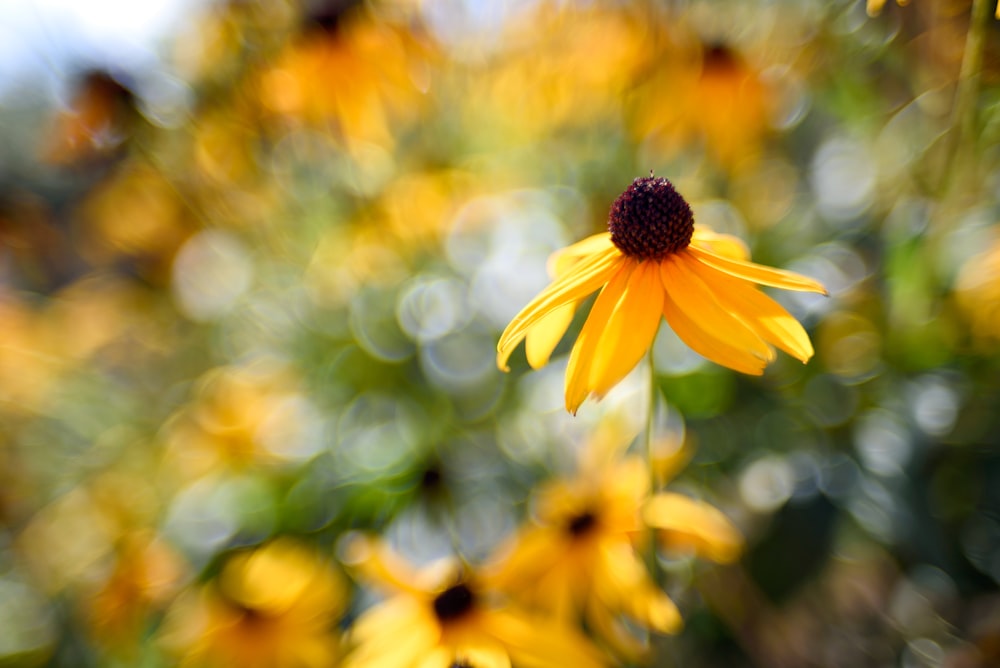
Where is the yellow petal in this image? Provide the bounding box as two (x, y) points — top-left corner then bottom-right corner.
(691, 228), (750, 261)
(593, 542), (682, 635)
(349, 596), (427, 645)
(661, 256), (774, 367)
(579, 413), (641, 476)
(549, 233), (615, 277)
(344, 604), (440, 668)
(866, 0), (887, 16)
(587, 260), (665, 399)
(524, 301), (577, 369)
(687, 245), (827, 294)
(342, 535), (426, 597)
(488, 610), (607, 668)
(497, 247), (622, 371)
(680, 253), (814, 362)
(486, 526), (559, 592)
(414, 647), (453, 668)
(661, 293), (768, 376)
(564, 260), (635, 413)
(643, 492), (743, 564)
(456, 643), (512, 668)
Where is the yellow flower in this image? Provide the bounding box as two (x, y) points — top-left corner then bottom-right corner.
(342, 536), (607, 668)
(160, 539), (346, 668)
(490, 417), (742, 658)
(866, 0), (999, 19)
(85, 531), (185, 650)
(257, 5), (430, 147)
(955, 234), (1000, 347)
(496, 176), (827, 413)
(632, 43), (770, 173)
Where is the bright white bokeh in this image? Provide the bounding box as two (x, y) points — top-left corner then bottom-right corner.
(0, 0), (203, 98)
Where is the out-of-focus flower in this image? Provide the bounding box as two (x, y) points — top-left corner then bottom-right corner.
(40, 70), (136, 166)
(160, 538), (345, 668)
(77, 162), (189, 275)
(84, 531), (185, 650)
(164, 364), (307, 476)
(469, 2), (646, 138)
(342, 535), (606, 668)
(490, 416), (742, 659)
(955, 235), (1000, 347)
(497, 176), (826, 413)
(258, 4), (432, 148)
(0, 277), (140, 413)
(632, 43), (770, 173)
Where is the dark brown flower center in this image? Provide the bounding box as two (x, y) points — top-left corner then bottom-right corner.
(566, 510), (598, 537)
(433, 583), (476, 622)
(608, 176), (694, 260)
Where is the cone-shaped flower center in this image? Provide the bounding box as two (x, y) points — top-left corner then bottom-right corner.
(433, 583), (476, 622)
(566, 510), (598, 537)
(608, 176), (694, 260)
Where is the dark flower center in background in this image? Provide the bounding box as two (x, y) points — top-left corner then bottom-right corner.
(566, 510), (598, 537)
(608, 176), (694, 260)
(433, 583), (476, 622)
(703, 43), (740, 74)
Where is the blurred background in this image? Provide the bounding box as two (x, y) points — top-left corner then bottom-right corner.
(2, 0), (1000, 666)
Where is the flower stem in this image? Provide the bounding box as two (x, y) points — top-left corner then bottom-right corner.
(646, 345), (658, 492)
(940, 0), (991, 194)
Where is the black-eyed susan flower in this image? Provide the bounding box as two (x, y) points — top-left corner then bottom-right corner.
(490, 417), (742, 659)
(159, 538), (346, 668)
(631, 43), (770, 173)
(342, 536), (607, 668)
(497, 176), (826, 414)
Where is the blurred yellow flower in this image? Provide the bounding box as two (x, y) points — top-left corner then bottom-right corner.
(342, 536), (606, 668)
(473, 2), (646, 138)
(955, 235), (1000, 346)
(490, 417), (741, 658)
(160, 538), (345, 668)
(632, 43), (770, 173)
(497, 176), (826, 413)
(164, 364), (305, 476)
(85, 531), (185, 650)
(258, 6), (431, 147)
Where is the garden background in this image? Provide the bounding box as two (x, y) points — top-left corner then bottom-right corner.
(1, 0), (1000, 666)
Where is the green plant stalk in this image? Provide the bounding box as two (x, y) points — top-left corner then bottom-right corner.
(942, 0), (992, 191)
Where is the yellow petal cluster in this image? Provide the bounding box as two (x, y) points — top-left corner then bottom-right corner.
(498, 229), (826, 413)
(489, 418), (742, 659)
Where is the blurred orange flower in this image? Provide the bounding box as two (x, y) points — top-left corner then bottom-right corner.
(955, 234), (1000, 347)
(164, 364), (308, 476)
(342, 535), (607, 668)
(497, 176), (825, 413)
(490, 416), (742, 659)
(632, 42), (771, 173)
(258, 6), (432, 147)
(160, 538), (346, 668)
(85, 531), (185, 650)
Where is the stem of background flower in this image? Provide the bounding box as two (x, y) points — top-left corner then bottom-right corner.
(646, 345), (658, 492)
(645, 345), (665, 592)
(940, 0), (991, 195)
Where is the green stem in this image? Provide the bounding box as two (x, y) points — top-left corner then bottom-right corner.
(940, 0), (991, 194)
(646, 345), (658, 491)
